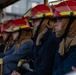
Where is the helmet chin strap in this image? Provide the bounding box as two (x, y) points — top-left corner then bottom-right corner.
(30, 30), (33, 40)
(28, 22), (34, 40)
(61, 17), (76, 57)
(33, 18), (44, 42)
(47, 18), (51, 25)
(5, 33), (12, 43)
(47, 17), (53, 29)
(14, 30), (22, 42)
(61, 17), (76, 39)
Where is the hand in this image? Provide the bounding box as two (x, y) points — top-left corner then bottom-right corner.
(22, 63), (33, 71)
(11, 70), (21, 75)
(72, 66), (76, 71)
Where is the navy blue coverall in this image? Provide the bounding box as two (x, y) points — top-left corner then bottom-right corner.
(52, 45), (76, 75)
(0, 43), (15, 57)
(23, 29), (58, 75)
(2, 40), (33, 75)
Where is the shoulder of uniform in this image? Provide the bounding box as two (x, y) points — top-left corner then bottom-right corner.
(21, 39), (33, 45)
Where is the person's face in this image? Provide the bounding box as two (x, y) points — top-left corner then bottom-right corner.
(32, 19), (41, 28)
(3, 32), (10, 41)
(12, 31), (19, 40)
(54, 18), (62, 32)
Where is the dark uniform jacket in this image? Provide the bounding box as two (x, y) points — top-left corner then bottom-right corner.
(52, 45), (76, 75)
(0, 43), (14, 57)
(24, 29), (58, 75)
(2, 40), (33, 75)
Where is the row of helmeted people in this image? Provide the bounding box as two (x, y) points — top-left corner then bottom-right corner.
(0, 0), (76, 75)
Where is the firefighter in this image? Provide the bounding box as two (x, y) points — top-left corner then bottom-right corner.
(0, 20), (14, 57)
(0, 18), (33, 75)
(52, 1), (76, 75)
(11, 4), (58, 75)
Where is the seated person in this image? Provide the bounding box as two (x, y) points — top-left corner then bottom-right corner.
(11, 4), (58, 75)
(52, 1), (76, 75)
(0, 18), (33, 75)
(0, 20), (14, 57)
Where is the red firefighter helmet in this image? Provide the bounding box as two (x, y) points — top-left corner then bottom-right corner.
(54, 1), (76, 17)
(65, 0), (76, 1)
(30, 4), (54, 19)
(1, 18), (32, 32)
(1, 20), (14, 33)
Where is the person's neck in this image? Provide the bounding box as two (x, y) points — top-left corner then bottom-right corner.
(25, 36), (31, 39)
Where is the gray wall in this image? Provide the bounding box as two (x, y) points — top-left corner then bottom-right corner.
(2, 0), (44, 21)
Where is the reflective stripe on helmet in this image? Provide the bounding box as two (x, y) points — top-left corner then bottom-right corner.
(6, 25), (30, 32)
(60, 11), (76, 16)
(13, 25), (30, 30)
(37, 12), (53, 18)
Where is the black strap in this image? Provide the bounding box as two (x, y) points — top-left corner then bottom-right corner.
(28, 22), (34, 40)
(14, 30), (22, 42)
(5, 33), (12, 43)
(28, 22), (33, 28)
(47, 18), (51, 25)
(61, 17), (76, 39)
(33, 19), (44, 42)
(62, 17), (76, 57)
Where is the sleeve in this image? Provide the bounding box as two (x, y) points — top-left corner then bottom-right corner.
(52, 49), (59, 73)
(0, 44), (14, 58)
(52, 68), (64, 75)
(2, 41), (33, 64)
(0, 53), (5, 57)
(4, 46), (15, 56)
(52, 47), (76, 75)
